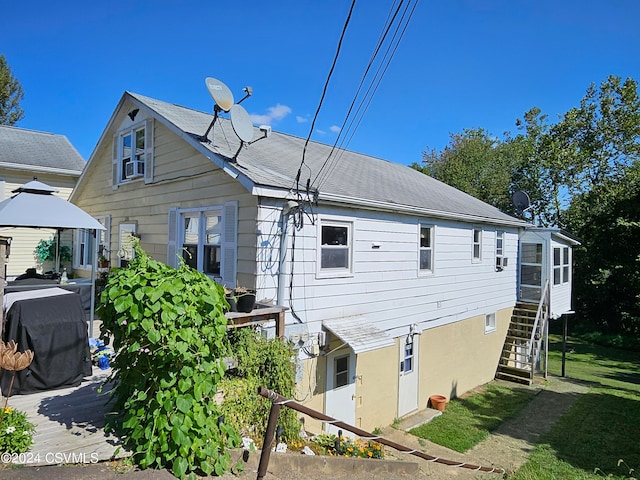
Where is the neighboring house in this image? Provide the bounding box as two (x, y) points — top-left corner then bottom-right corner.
(0, 125), (86, 277)
(70, 91), (577, 433)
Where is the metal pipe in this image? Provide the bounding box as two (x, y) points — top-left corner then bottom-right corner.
(256, 400), (282, 480)
(257, 387), (504, 475)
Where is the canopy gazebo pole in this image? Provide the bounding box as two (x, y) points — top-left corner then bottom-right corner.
(89, 229), (97, 338)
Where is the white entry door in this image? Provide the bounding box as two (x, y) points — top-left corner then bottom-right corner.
(325, 349), (356, 434)
(398, 334), (419, 417)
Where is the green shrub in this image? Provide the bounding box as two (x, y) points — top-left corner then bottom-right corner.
(97, 243), (240, 479)
(0, 407), (36, 453)
(221, 328), (299, 443)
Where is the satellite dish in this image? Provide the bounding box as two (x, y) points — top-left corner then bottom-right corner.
(512, 191), (531, 212)
(230, 104), (254, 143)
(205, 77), (234, 112)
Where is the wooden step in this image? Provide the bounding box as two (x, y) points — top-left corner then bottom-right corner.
(495, 370), (533, 385)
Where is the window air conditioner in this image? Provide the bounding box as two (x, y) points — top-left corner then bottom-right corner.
(496, 256), (509, 270)
(125, 159), (145, 179)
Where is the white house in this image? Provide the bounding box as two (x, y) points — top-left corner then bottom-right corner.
(70, 89), (576, 433)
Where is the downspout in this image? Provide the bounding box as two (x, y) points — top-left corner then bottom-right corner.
(276, 212), (289, 307)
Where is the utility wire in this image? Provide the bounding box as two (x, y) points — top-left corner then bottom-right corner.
(313, 0), (407, 186)
(314, 0), (419, 191)
(295, 0), (357, 196)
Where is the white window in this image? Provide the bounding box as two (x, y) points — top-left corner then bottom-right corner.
(167, 202), (237, 287)
(472, 228), (482, 262)
(318, 220), (352, 275)
(553, 247), (570, 285)
(334, 355), (350, 388)
(74, 216), (111, 269)
(401, 338), (414, 374)
(419, 224), (434, 273)
(485, 312), (496, 334)
(118, 223), (137, 268)
(112, 119), (154, 186)
(181, 210), (222, 277)
(495, 230), (506, 270)
(562, 247), (570, 283)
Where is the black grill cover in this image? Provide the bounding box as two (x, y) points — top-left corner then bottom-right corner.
(1, 293), (92, 395)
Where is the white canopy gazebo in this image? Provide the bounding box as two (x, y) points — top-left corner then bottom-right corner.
(0, 180), (105, 335)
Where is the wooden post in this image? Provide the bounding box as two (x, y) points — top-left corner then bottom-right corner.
(561, 314), (567, 377)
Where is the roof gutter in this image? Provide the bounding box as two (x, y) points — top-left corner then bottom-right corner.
(0, 162), (83, 177)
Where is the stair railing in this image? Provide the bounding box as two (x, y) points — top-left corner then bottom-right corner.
(528, 279), (550, 364)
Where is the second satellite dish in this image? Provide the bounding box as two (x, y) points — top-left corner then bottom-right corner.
(205, 77), (234, 112)
(512, 191), (531, 212)
(230, 104), (254, 143)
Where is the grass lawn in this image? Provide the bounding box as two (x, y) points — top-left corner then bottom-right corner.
(510, 335), (640, 480)
(409, 383), (537, 452)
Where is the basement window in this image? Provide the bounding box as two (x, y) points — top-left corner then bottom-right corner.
(485, 312), (496, 334)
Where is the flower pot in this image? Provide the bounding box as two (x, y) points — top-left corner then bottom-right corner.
(225, 294), (237, 312)
(235, 292), (256, 313)
(429, 394), (447, 412)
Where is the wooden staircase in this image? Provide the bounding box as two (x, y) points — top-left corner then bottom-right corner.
(495, 301), (544, 385)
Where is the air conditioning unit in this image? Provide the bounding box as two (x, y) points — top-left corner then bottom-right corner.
(125, 159), (145, 179)
(496, 256), (509, 270)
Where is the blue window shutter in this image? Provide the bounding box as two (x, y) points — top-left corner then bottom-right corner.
(221, 201), (238, 288)
(144, 118), (154, 184)
(167, 207), (178, 268)
(112, 135), (119, 189)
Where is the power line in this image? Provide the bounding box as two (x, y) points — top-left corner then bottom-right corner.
(295, 0), (357, 196)
(314, 0), (419, 191)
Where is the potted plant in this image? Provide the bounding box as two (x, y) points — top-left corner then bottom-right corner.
(234, 286), (256, 313)
(223, 287), (237, 313)
(98, 255), (110, 269)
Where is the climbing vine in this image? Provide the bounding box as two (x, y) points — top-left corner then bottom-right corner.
(97, 243), (240, 479)
(220, 327), (300, 444)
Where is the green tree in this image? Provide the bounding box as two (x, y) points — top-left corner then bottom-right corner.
(0, 54), (24, 125)
(416, 128), (518, 214)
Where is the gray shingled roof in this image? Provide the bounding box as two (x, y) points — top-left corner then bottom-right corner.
(0, 125), (85, 173)
(129, 92), (525, 226)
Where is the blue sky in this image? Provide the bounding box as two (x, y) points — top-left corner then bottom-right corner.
(2, 0), (639, 167)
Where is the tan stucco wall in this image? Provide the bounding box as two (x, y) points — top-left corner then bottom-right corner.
(418, 307), (512, 407)
(355, 344), (398, 432)
(299, 307), (513, 435)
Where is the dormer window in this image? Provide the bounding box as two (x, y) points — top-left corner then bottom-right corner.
(112, 118), (154, 187)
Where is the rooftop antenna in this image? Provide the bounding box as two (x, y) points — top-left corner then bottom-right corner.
(237, 86), (253, 104)
(512, 190), (531, 218)
(200, 77), (234, 142)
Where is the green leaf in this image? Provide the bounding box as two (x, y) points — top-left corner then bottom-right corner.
(172, 456), (188, 479)
(176, 395), (193, 413)
(148, 329), (161, 344)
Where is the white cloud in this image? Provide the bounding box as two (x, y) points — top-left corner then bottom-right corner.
(296, 115), (308, 123)
(250, 103), (292, 125)
(329, 125), (341, 133)
(316, 129), (326, 135)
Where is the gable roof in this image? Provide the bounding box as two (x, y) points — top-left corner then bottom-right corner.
(0, 125), (86, 175)
(85, 91), (526, 227)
